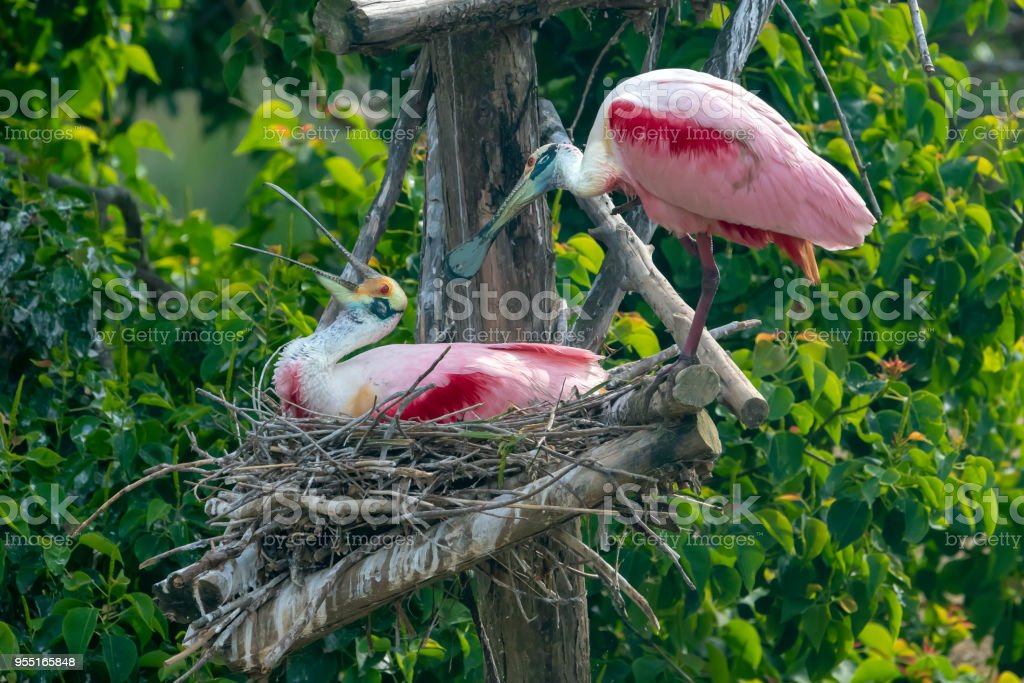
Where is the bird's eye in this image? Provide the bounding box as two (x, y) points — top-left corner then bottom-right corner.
(526, 157), (535, 169)
(380, 283), (390, 295)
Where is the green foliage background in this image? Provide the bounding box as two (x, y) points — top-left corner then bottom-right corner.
(1, 0), (1023, 680)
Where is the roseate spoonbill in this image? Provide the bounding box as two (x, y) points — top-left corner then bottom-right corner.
(238, 185), (607, 421)
(446, 68), (876, 365)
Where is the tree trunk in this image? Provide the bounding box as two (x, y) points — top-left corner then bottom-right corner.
(421, 24), (588, 683)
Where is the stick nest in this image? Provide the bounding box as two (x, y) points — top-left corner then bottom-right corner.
(202, 381), (641, 575)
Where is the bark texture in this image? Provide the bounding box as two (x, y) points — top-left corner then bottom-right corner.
(314, 0), (670, 54)
(423, 25), (581, 682)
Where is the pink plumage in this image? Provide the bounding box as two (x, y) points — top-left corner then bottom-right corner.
(589, 69), (876, 280)
(276, 341), (607, 422)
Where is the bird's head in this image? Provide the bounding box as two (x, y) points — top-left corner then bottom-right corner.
(318, 274), (408, 322)
(446, 143), (579, 279)
(234, 182), (407, 324)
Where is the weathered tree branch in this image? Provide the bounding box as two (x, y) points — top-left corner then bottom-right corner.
(906, 0), (935, 75)
(202, 412), (720, 673)
(313, 0), (671, 54)
(319, 55), (433, 327)
(702, 0), (776, 83)
(415, 96), (447, 343)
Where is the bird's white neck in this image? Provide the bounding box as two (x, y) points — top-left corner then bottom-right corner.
(283, 309), (391, 364)
(274, 306), (398, 415)
(556, 144), (620, 198)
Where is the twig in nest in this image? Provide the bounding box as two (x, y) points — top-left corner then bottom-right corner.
(775, 0), (882, 220)
(552, 528), (660, 632)
(633, 516), (695, 590)
(73, 458), (217, 537)
(906, 0), (935, 75)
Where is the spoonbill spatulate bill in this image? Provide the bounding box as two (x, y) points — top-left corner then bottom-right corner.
(446, 68), (876, 364)
(239, 185), (607, 422)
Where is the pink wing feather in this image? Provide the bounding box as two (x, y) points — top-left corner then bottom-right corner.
(348, 343), (607, 423)
(591, 69), (875, 252)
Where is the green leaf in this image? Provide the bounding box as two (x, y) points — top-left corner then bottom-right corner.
(137, 393), (173, 410)
(325, 157), (367, 194)
(768, 432), (804, 484)
(566, 233), (605, 272)
(903, 81), (928, 128)
(234, 99), (300, 154)
(802, 604), (828, 650)
(858, 622), (893, 656)
(827, 498), (872, 549)
(631, 655), (666, 681)
(723, 619), (762, 670)
(62, 606), (99, 654)
(127, 121), (172, 157)
(223, 50), (248, 94)
(24, 447), (63, 467)
(123, 44), (161, 83)
(102, 634), (138, 683)
(850, 657), (901, 683)
(764, 383), (795, 420)
(77, 532), (123, 563)
(0, 621), (18, 655)
(803, 518), (830, 559)
(752, 341), (787, 378)
(988, 0), (1010, 30)
(758, 509), (795, 554)
(736, 543), (764, 591)
(758, 23), (782, 64)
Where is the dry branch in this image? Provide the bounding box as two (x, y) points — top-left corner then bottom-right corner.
(416, 96), (447, 343)
(906, 0), (935, 75)
(702, 0), (776, 83)
(313, 0), (672, 54)
(319, 55), (433, 327)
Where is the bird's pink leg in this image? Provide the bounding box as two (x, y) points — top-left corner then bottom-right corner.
(679, 232), (719, 365)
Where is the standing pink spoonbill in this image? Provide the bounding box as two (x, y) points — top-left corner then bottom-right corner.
(238, 185), (607, 422)
(446, 68), (876, 365)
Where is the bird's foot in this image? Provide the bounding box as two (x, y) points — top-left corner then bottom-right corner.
(652, 353), (699, 389)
